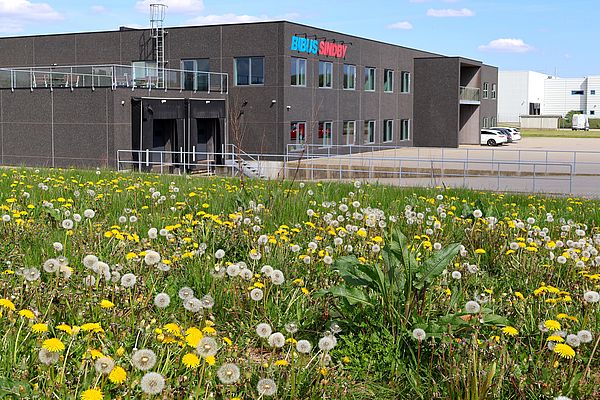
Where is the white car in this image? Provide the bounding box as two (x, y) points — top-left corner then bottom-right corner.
(481, 129), (508, 146)
(491, 126), (522, 141)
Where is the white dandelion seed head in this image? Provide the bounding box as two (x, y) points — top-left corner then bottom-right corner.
(226, 264), (240, 277)
(260, 265), (274, 277)
(412, 328), (427, 342)
(120, 273), (137, 288)
(217, 363), (241, 385)
(583, 290), (600, 303)
(271, 270), (285, 285)
(94, 357), (115, 375)
(215, 249), (225, 259)
(178, 287), (194, 300)
(183, 298), (203, 313)
(61, 219), (74, 230)
(318, 335), (336, 351)
(577, 330), (593, 343)
(83, 209), (95, 219)
(148, 228), (158, 239)
(84, 275), (96, 287)
(257, 378), (277, 397)
(451, 271), (462, 280)
(473, 209), (483, 218)
(196, 337), (218, 357)
(250, 288), (264, 301)
(256, 323), (272, 339)
(465, 301), (481, 314)
(200, 295), (215, 309)
(144, 250), (161, 266)
(53, 242), (63, 252)
(140, 372), (165, 395)
(39, 348), (60, 365)
(285, 322), (298, 334)
(154, 293), (171, 308)
(240, 268), (253, 281)
(566, 334), (581, 348)
(268, 332), (286, 348)
(132, 349), (157, 371)
(296, 339), (312, 354)
(83, 255), (99, 270)
(43, 258), (60, 273)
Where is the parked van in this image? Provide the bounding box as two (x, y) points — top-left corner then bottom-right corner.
(572, 114), (590, 131)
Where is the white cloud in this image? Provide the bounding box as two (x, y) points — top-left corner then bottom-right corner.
(0, 0), (62, 32)
(387, 21), (413, 30)
(187, 12), (300, 26)
(426, 8), (474, 17)
(478, 38), (534, 53)
(135, 0), (204, 14)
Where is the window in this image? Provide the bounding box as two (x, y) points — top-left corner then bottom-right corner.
(235, 57), (264, 86)
(319, 61), (333, 88)
(591, 110), (596, 116)
(343, 64), (356, 90)
(290, 121), (306, 151)
(364, 120), (376, 143)
(491, 84), (497, 99)
(491, 117), (497, 126)
(132, 61), (158, 86)
(571, 90), (584, 95)
(529, 103), (541, 115)
(592, 90), (596, 95)
(343, 121), (356, 145)
(318, 121), (333, 147)
(400, 119), (410, 141)
(364, 67), (376, 91)
(483, 82), (489, 99)
(181, 59), (209, 91)
(291, 57), (307, 86)
(383, 119), (393, 142)
(401, 71), (410, 93)
(384, 69), (394, 93)
(483, 117), (489, 128)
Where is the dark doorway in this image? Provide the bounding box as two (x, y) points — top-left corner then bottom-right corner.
(152, 119), (177, 164)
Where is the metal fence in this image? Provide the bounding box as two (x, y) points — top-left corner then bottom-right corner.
(0, 64), (228, 93)
(116, 147), (576, 195)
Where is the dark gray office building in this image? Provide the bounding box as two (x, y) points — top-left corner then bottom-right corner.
(0, 20), (498, 168)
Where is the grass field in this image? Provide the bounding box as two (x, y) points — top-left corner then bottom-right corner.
(521, 129), (600, 138)
(0, 168), (598, 399)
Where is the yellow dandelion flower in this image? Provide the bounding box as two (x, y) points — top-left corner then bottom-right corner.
(185, 327), (203, 347)
(475, 248), (486, 254)
(544, 320), (561, 331)
(80, 322), (104, 333)
(164, 323), (182, 336)
(502, 326), (518, 336)
(202, 326), (216, 335)
(274, 359), (289, 366)
(125, 252), (137, 260)
(80, 388), (103, 400)
(56, 324), (73, 335)
(18, 309), (35, 319)
(32, 323), (48, 333)
(554, 343), (575, 359)
(116, 346), (125, 357)
(356, 229), (367, 238)
(514, 292), (524, 300)
(320, 367), (328, 376)
(372, 236), (384, 243)
(182, 353), (200, 369)
(88, 349), (105, 359)
(547, 335), (565, 342)
(205, 355), (216, 366)
(0, 298), (16, 311)
(556, 313), (569, 320)
(108, 366), (127, 384)
(223, 337), (233, 346)
(43, 338), (65, 353)
(99, 300), (114, 309)
(301, 287), (310, 295)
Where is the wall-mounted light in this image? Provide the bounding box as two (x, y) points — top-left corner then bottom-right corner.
(161, 99), (167, 104)
(271, 99), (277, 104)
(286, 105), (291, 110)
(206, 100), (211, 104)
(121, 100), (125, 106)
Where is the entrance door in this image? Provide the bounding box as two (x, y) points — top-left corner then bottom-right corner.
(152, 119), (177, 164)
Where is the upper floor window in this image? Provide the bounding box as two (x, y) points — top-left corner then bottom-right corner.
(235, 57), (264, 86)
(571, 90), (584, 95)
(291, 57), (307, 86)
(591, 90), (596, 95)
(319, 61), (333, 88)
(132, 61), (157, 86)
(364, 67), (376, 91)
(181, 59), (209, 91)
(401, 71), (411, 93)
(383, 119), (393, 142)
(491, 83), (497, 99)
(400, 119), (410, 141)
(483, 82), (489, 99)
(384, 69), (394, 93)
(343, 64), (356, 90)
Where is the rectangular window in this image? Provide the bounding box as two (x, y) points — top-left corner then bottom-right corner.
(591, 110), (596, 116)
(132, 61), (158, 86)
(400, 119), (410, 141)
(483, 82), (489, 99)
(343, 64), (356, 90)
(592, 90), (596, 95)
(364, 120), (376, 143)
(318, 121), (333, 146)
(401, 71), (410, 93)
(181, 59), (209, 91)
(571, 90), (584, 95)
(319, 61), (333, 88)
(483, 117), (489, 128)
(491, 117), (497, 126)
(290, 121), (306, 150)
(343, 121), (356, 145)
(491, 83), (497, 99)
(364, 67), (376, 91)
(235, 57), (264, 86)
(384, 69), (394, 93)
(291, 57), (307, 86)
(383, 119), (393, 142)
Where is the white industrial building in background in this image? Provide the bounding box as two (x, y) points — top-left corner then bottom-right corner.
(498, 71), (600, 123)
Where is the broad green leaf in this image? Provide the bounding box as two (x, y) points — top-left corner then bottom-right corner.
(414, 243), (461, 289)
(315, 285), (373, 306)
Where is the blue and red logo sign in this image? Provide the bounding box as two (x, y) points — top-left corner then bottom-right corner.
(290, 35), (348, 59)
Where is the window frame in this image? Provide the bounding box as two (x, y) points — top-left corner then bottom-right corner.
(291, 57), (307, 87)
(483, 117), (489, 128)
(290, 121), (307, 151)
(383, 119), (393, 142)
(234, 56), (265, 86)
(364, 67), (376, 91)
(591, 90), (596, 95)
(343, 120), (356, 145)
(384, 69), (394, 93)
(180, 58), (210, 91)
(364, 120), (376, 144)
(483, 82), (489, 99)
(343, 64), (356, 90)
(401, 71), (411, 93)
(318, 61), (333, 89)
(491, 83), (497, 99)
(318, 121), (333, 147)
(571, 90), (584, 95)
(400, 119), (410, 141)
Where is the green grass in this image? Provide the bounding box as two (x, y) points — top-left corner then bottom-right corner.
(0, 168), (598, 399)
(521, 129), (600, 138)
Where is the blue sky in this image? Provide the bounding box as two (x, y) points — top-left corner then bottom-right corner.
(0, 0), (597, 77)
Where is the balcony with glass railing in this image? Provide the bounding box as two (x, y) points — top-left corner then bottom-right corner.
(0, 64), (228, 93)
(459, 86), (480, 104)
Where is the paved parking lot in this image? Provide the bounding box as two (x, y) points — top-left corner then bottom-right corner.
(463, 137), (600, 152)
